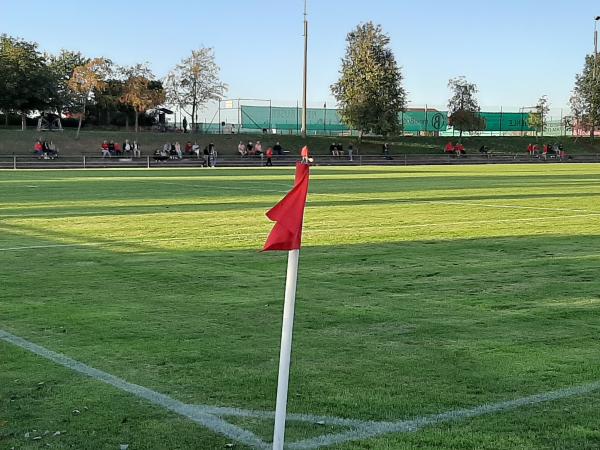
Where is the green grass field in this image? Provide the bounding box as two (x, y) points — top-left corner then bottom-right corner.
(1, 164), (600, 449)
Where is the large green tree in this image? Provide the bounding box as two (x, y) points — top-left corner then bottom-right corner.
(0, 35), (53, 129)
(47, 49), (89, 115)
(447, 77), (484, 138)
(331, 22), (406, 137)
(570, 54), (600, 137)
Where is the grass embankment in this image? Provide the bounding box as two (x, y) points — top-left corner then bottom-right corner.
(1, 165), (600, 449)
(1, 128), (600, 157)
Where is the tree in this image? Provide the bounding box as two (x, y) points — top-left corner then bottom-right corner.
(331, 22), (406, 137)
(165, 48), (227, 132)
(0, 35), (54, 129)
(570, 53), (600, 138)
(47, 50), (89, 115)
(527, 95), (549, 138)
(447, 77), (484, 138)
(67, 58), (111, 137)
(120, 64), (165, 132)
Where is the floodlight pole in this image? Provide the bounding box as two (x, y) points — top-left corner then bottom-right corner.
(594, 16), (600, 80)
(301, 0), (308, 138)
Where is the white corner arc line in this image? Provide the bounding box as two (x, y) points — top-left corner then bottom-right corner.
(287, 380), (600, 449)
(0, 329), (270, 450)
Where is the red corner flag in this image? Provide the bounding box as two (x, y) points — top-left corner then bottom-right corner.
(263, 162), (310, 251)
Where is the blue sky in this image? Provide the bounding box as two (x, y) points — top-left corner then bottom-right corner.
(1, 0), (598, 111)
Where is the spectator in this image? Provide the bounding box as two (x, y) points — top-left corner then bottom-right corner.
(301, 145), (310, 163)
(184, 141), (193, 155)
(444, 141), (454, 154)
(108, 140), (116, 155)
(203, 145), (210, 166)
(133, 140), (141, 158)
(46, 141), (58, 159)
(192, 141), (200, 158)
(336, 142), (344, 156)
(208, 142), (217, 167)
(101, 140), (110, 158)
(348, 143), (354, 161)
(169, 143), (177, 160)
(175, 141), (182, 159)
(123, 139), (132, 156)
(255, 140), (263, 156)
(542, 144), (549, 159)
(265, 146), (274, 166)
(114, 142), (122, 156)
(238, 141), (247, 157)
(273, 141), (283, 155)
(246, 141), (254, 155)
(455, 143), (465, 156)
(329, 142), (336, 156)
(383, 143), (392, 160)
(527, 143), (533, 156)
(33, 139), (44, 157)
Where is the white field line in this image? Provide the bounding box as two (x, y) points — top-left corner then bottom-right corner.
(287, 380), (600, 449)
(0, 329), (270, 450)
(2, 328), (600, 449)
(1, 212), (600, 252)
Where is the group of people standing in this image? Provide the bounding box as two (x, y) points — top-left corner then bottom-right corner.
(101, 140), (140, 158)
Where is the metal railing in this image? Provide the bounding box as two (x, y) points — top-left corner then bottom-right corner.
(1, 153), (599, 170)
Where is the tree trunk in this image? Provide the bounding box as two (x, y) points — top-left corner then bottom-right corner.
(76, 99), (86, 139)
(134, 110), (139, 133)
(4, 112), (9, 127)
(21, 113), (26, 131)
(192, 103), (196, 133)
(125, 114), (129, 131)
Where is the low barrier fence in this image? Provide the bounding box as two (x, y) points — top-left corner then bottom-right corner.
(1, 153), (599, 169)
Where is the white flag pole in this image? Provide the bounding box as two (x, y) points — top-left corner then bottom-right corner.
(272, 248), (300, 450)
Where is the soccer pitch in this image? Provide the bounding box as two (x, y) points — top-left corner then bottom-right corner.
(1, 165), (600, 449)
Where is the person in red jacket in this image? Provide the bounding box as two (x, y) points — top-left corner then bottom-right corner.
(444, 141), (454, 154)
(33, 140), (43, 157)
(300, 145), (310, 163)
(265, 147), (274, 166)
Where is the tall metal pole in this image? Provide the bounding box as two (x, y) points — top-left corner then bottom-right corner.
(323, 102), (326, 135)
(301, 0), (308, 138)
(594, 17), (599, 80)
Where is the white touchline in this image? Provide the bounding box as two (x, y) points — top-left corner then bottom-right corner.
(2, 328), (600, 449)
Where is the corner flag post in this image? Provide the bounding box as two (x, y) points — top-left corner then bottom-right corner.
(262, 161), (310, 449)
(272, 248), (300, 450)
